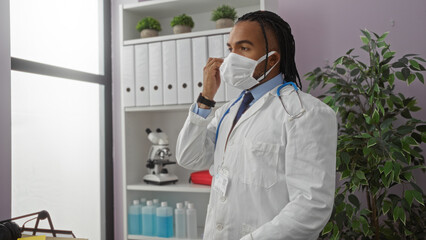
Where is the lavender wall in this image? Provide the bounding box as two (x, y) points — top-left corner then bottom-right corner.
(0, 0), (11, 220)
(278, 0), (426, 187)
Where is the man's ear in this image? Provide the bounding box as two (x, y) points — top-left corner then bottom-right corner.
(269, 52), (280, 67)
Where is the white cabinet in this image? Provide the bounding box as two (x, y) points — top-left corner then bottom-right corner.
(118, 0), (278, 239)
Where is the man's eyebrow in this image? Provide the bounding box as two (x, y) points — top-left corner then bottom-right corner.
(227, 40), (254, 47)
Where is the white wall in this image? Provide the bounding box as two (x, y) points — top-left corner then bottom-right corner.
(0, 0), (11, 220)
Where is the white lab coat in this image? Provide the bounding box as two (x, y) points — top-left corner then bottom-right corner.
(176, 84), (337, 240)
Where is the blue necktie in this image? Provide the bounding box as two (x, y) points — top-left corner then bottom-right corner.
(233, 91), (254, 126)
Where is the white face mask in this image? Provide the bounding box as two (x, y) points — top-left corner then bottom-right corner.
(219, 51), (278, 90)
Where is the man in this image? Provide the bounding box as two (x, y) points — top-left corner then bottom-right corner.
(176, 10), (337, 240)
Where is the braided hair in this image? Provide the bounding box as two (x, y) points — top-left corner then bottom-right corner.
(237, 11), (302, 89)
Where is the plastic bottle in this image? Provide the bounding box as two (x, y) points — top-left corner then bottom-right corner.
(152, 199), (160, 234)
(184, 201), (189, 209)
(140, 198), (147, 207)
(175, 203), (186, 238)
(156, 201), (174, 238)
(128, 200), (141, 235)
(186, 203), (198, 239)
(141, 200), (156, 236)
(153, 198), (160, 207)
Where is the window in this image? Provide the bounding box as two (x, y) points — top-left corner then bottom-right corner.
(10, 1), (112, 239)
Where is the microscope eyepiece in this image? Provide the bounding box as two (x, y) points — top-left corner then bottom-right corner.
(146, 128), (152, 134)
(156, 128), (162, 133)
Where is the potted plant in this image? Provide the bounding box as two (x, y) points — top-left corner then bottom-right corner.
(170, 14), (194, 34)
(136, 16), (161, 38)
(305, 29), (426, 239)
(211, 5), (237, 29)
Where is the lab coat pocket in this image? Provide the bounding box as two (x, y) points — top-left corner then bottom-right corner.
(241, 140), (279, 188)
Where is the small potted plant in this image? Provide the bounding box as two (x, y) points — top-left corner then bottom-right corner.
(136, 16), (161, 38)
(211, 5), (237, 29)
(170, 14), (194, 34)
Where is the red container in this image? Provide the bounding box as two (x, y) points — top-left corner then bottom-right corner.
(190, 170), (212, 186)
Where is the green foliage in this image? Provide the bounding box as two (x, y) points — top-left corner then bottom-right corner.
(136, 17), (161, 32)
(211, 5), (237, 21)
(170, 14), (194, 28)
(306, 29), (426, 239)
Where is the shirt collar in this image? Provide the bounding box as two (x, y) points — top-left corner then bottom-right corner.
(249, 74), (285, 103)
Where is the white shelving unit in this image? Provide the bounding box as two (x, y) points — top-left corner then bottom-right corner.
(118, 1), (279, 239)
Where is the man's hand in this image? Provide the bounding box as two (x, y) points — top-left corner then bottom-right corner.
(199, 58), (223, 109)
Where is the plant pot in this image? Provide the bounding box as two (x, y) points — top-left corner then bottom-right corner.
(140, 29), (159, 38)
(173, 25), (192, 34)
(215, 18), (234, 29)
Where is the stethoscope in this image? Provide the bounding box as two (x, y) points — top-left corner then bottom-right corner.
(214, 82), (306, 146)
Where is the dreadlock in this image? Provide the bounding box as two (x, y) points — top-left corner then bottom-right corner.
(236, 11), (302, 89)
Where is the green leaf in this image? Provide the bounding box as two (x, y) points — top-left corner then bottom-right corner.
(407, 74), (416, 85)
(380, 117), (393, 130)
(367, 138), (377, 148)
(360, 208), (372, 217)
(404, 136), (418, 145)
(372, 109), (379, 124)
(346, 48), (355, 55)
(341, 170), (351, 180)
(401, 108), (412, 119)
(392, 62), (405, 68)
(416, 125), (426, 132)
(378, 32), (389, 42)
(322, 222), (333, 235)
(405, 190), (419, 207)
(400, 57), (409, 64)
(389, 73), (395, 86)
(382, 200), (391, 214)
(393, 206), (404, 223)
(406, 189), (425, 206)
(341, 152), (350, 165)
(409, 59), (421, 70)
(413, 191), (424, 206)
(395, 71), (404, 80)
(400, 209), (406, 225)
(349, 194), (361, 209)
(363, 114), (372, 124)
(356, 170), (366, 180)
(361, 29), (371, 41)
(414, 56), (426, 62)
(415, 72), (424, 83)
(402, 67), (410, 79)
(384, 161), (393, 176)
(323, 96), (333, 104)
(360, 133), (372, 138)
(336, 67), (346, 75)
(397, 125), (414, 135)
(326, 78), (337, 84)
(360, 36), (369, 45)
(350, 68), (360, 76)
(361, 45), (370, 52)
(383, 51), (395, 59)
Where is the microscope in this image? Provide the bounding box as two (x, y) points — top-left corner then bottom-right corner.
(143, 128), (178, 185)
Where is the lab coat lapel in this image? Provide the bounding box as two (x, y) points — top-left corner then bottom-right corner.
(233, 93), (270, 130)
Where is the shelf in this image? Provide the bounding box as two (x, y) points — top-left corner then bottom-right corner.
(128, 227), (204, 240)
(125, 102), (225, 112)
(127, 183), (211, 193)
(124, 28), (231, 46)
(123, 0), (259, 16)
(121, 0), (260, 42)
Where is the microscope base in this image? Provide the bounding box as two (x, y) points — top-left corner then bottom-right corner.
(143, 173), (178, 185)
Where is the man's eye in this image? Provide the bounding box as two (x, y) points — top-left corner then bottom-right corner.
(241, 47), (248, 51)
(227, 48), (232, 52)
